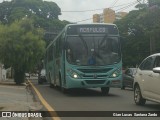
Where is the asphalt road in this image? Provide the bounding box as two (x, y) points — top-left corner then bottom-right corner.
(30, 79), (160, 120)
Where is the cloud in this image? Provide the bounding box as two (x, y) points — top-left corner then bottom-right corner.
(51, 0), (138, 23)
(0, 0), (138, 23)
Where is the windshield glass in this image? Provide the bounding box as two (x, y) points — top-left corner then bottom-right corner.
(66, 35), (121, 66)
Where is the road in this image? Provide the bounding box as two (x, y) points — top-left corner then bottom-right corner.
(29, 79), (160, 120)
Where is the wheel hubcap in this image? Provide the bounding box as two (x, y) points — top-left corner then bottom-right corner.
(135, 87), (140, 102)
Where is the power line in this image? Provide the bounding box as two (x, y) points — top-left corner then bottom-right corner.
(115, 1), (138, 11)
(61, 1), (138, 13)
(110, 0), (119, 8)
(76, 1), (138, 23)
(76, 18), (93, 23)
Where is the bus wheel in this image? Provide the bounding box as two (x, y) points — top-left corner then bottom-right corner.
(60, 80), (68, 93)
(101, 87), (110, 95)
(49, 74), (54, 88)
(61, 87), (68, 94)
(59, 75), (68, 94)
(121, 86), (125, 90)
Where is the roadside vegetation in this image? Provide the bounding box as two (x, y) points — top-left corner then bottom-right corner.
(0, 0), (159, 84)
(0, 0), (69, 84)
(115, 0), (160, 67)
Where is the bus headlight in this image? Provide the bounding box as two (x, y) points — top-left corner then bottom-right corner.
(72, 73), (79, 78)
(67, 69), (81, 79)
(110, 69), (121, 78)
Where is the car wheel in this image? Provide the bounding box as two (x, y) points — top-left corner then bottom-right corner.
(38, 79), (43, 84)
(134, 85), (146, 105)
(101, 87), (110, 95)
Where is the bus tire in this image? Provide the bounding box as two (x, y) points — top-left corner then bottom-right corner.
(101, 87), (110, 95)
(121, 86), (125, 90)
(59, 73), (68, 94)
(60, 81), (68, 94)
(49, 73), (54, 88)
(61, 87), (68, 94)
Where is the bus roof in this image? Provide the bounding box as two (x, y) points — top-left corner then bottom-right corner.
(65, 23), (117, 27)
(46, 23), (119, 50)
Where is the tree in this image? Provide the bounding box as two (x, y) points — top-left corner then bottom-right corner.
(115, 0), (160, 67)
(148, 0), (160, 7)
(0, 0), (61, 24)
(0, 0), (70, 45)
(115, 9), (150, 67)
(0, 18), (45, 84)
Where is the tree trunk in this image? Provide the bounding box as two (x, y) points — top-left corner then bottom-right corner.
(14, 69), (25, 85)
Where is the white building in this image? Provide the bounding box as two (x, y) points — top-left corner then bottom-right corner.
(0, 64), (6, 81)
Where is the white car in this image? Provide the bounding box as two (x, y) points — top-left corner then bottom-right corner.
(134, 53), (160, 105)
(38, 69), (46, 84)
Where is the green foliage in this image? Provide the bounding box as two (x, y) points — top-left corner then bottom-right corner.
(0, 0), (61, 24)
(115, 3), (160, 67)
(0, 0), (70, 84)
(0, 0), (70, 46)
(0, 19), (45, 84)
(148, 0), (160, 6)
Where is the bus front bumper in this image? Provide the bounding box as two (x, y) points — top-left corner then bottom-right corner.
(64, 75), (122, 89)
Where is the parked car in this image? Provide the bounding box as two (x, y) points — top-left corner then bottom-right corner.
(134, 53), (160, 105)
(38, 69), (46, 84)
(121, 68), (137, 89)
(25, 73), (30, 79)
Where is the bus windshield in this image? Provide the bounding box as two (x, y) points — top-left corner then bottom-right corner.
(66, 35), (121, 66)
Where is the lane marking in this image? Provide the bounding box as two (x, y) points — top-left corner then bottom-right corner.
(28, 80), (61, 120)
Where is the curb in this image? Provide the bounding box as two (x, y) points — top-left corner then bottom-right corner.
(26, 80), (44, 114)
(0, 82), (27, 86)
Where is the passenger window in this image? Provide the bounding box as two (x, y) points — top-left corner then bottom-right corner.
(139, 57), (154, 70)
(154, 56), (160, 67)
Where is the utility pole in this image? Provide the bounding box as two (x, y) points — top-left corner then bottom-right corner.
(148, 0), (157, 54)
(137, 0), (157, 54)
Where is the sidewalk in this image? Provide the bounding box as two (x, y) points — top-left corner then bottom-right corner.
(0, 79), (43, 120)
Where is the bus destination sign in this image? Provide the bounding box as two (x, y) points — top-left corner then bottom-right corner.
(79, 27), (107, 33)
(67, 25), (118, 35)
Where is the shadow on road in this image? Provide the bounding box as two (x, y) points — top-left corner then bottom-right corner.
(142, 103), (160, 110)
(62, 88), (120, 97)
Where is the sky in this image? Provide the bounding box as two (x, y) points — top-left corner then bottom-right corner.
(49, 0), (140, 23)
(0, 0), (141, 23)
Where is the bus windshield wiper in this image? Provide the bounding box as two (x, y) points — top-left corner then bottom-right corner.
(79, 34), (88, 55)
(99, 33), (108, 46)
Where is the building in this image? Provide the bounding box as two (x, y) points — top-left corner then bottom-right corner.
(93, 8), (127, 23)
(0, 64), (6, 81)
(103, 8), (116, 23)
(116, 12), (128, 20)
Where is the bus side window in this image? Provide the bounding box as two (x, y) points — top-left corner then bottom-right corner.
(48, 45), (53, 62)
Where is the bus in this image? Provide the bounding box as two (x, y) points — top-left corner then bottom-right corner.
(45, 23), (122, 94)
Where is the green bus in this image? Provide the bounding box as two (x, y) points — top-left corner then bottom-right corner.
(45, 23), (122, 94)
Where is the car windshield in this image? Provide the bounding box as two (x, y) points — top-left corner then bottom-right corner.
(66, 35), (121, 66)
